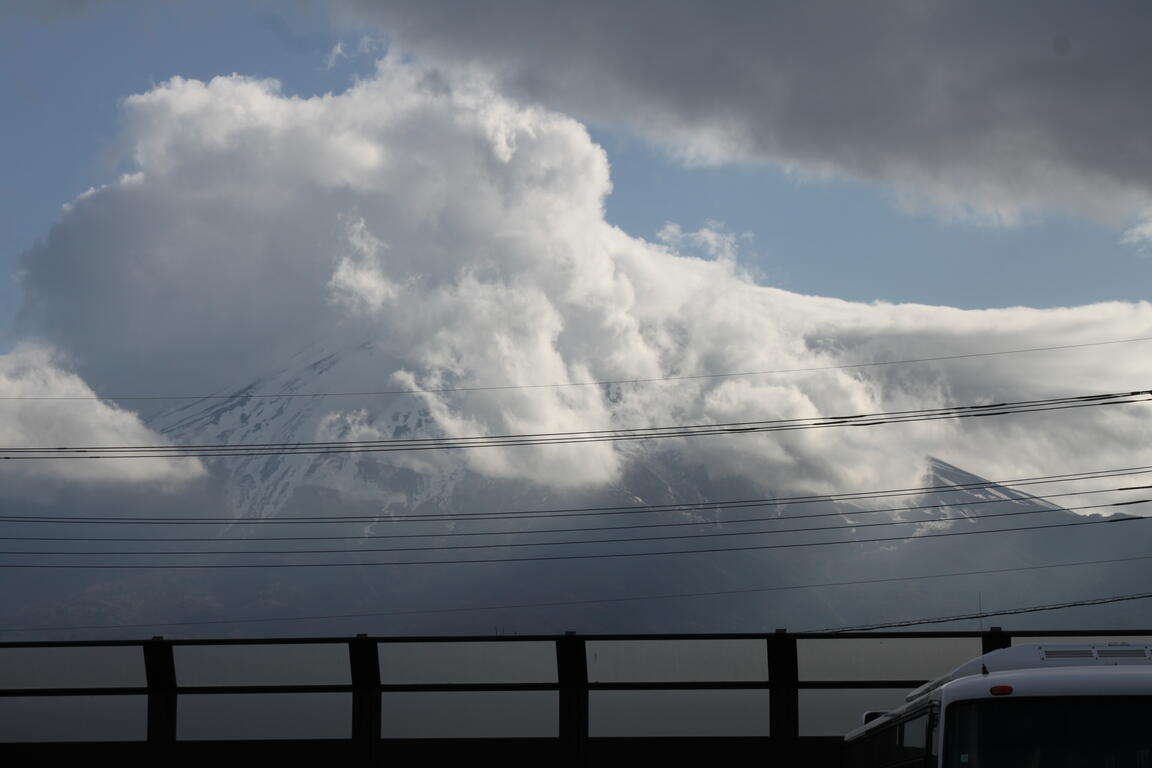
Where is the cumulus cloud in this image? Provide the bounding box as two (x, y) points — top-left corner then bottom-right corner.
(13, 58), (1152, 498)
(0, 345), (204, 485)
(331, 0), (1152, 233)
(329, 215), (401, 313)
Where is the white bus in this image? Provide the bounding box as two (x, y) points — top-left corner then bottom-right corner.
(843, 642), (1152, 767)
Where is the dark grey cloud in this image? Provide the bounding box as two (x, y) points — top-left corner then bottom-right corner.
(334, 0), (1152, 230)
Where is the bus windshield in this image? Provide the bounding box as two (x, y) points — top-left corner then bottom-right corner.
(944, 697), (1152, 768)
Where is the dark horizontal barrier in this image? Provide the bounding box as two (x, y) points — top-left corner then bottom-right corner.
(1, 628), (1149, 766)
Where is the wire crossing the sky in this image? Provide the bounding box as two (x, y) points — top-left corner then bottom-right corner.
(3, 335), (1150, 402)
(0, 499), (1144, 556)
(0, 509), (1146, 568)
(0, 486), (1131, 541)
(2, 463), (1149, 525)
(3, 388), (1149, 459)
(816, 591), (1152, 632)
(5, 554), (1152, 634)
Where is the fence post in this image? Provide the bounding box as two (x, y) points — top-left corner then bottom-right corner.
(350, 634), (381, 764)
(767, 630), (799, 761)
(556, 633), (588, 767)
(143, 636), (177, 754)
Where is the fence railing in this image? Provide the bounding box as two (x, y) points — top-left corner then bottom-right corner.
(1, 628), (1149, 765)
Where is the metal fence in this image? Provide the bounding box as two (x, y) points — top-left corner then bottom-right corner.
(1, 628), (1149, 765)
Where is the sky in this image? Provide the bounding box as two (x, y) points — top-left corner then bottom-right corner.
(3, 0), (1151, 339)
(1, 0), (1151, 636)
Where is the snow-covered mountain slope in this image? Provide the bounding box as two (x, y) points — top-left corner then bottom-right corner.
(96, 342), (1148, 637)
(147, 337), (760, 528)
(145, 340), (1073, 524)
(149, 339), (454, 521)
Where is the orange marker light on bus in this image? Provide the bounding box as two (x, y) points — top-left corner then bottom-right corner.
(989, 685), (1013, 695)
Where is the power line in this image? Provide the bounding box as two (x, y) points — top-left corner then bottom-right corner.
(4, 388), (1149, 459)
(817, 591), (1152, 632)
(372, 474), (1152, 523)
(4, 485), (1136, 542)
(0, 509), (1146, 568)
(5, 335), (1150, 402)
(0, 500), (1143, 556)
(4, 553), (1152, 634)
(3, 465), (1149, 526)
(359, 469), (1152, 523)
(15, 389), (1152, 450)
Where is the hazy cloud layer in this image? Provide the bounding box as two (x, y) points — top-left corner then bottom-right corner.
(13, 59), (1152, 495)
(333, 0), (1152, 233)
(0, 345), (204, 485)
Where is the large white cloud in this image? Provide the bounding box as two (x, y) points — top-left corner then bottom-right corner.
(331, 0), (1152, 235)
(0, 345), (204, 485)
(13, 58), (1152, 496)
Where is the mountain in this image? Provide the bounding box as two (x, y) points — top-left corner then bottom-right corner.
(130, 342), (1152, 636)
(3, 341), (1146, 640)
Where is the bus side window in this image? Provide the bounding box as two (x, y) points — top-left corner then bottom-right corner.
(897, 713), (929, 766)
(847, 710), (931, 768)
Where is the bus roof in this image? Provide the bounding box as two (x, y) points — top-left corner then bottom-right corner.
(942, 664), (1152, 702)
(905, 642), (1152, 704)
(844, 643), (1152, 742)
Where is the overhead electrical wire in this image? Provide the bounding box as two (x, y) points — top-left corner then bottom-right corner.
(5, 485), (1144, 542)
(0, 499), (1145, 557)
(3, 388), (1150, 460)
(2, 464), (1149, 526)
(3, 335), (1149, 402)
(4, 553), (1152, 634)
(816, 591), (1152, 632)
(330, 468), (1152, 524)
(0, 507), (1146, 568)
(11, 388), (1152, 451)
